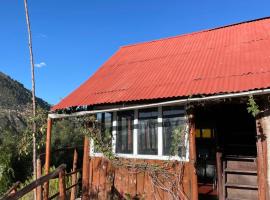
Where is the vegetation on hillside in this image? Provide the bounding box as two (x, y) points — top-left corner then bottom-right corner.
(0, 72), (84, 195)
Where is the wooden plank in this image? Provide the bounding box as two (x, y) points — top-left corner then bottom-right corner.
(89, 158), (93, 195)
(216, 152), (223, 200)
(58, 169), (67, 200)
(128, 167), (137, 198)
(153, 160), (164, 200)
(6, 164), (66, 200)
(98, 159), (107, 199)
(36, 158), (42, 200)
(70, 148), (78, 200)
(44, 118), (53, 200)
(188, 112), (198, 200)
(105, 160), (114, 199)
(136, 160), (145, 198)
(182, 162), (191, 199)
(143, 160), (154, 200)
(256, 118), (267, 200)
(90, 157), (101, 198)
(82, 136), (90, 200)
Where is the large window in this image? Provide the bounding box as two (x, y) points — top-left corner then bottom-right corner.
(92, 106), (189, 161)
(116, 110), (134, 154)
(138, 108), (158, 155)
(162, 106), (186, 157)
(94, 112), (112, 152)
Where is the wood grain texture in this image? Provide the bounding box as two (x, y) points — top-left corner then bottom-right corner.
(88, 157), (192, 200)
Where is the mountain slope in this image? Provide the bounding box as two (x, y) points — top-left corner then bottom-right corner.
(0, 71), (50, 133)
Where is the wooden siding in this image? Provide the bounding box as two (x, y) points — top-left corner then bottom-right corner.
(88, 157), (192, 200)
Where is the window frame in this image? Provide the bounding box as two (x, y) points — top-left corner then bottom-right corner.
(90, 106), (189, 161)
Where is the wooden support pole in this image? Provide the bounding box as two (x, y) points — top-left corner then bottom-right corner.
(58, 169), (67, 200)
(70, 148), (78, 200)
(36, 158), (42, 200)
(256, 118), (267, 200)
(44, 118), (53, 200)
(216, 151), (223, 200)
(82, 136), (90, 200)
(256, 98), (270, 200)
(188, 112), (198, 200)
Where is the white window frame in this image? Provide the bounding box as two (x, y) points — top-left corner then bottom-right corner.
(90, 106), (189, 161)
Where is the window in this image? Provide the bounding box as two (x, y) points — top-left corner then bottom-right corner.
(162, 106), (186, 157)
(196, 128), (214, 138)
(116, 110), (134, 154)
(91, 106), (189, 161)
(138, 108), (158, 155)
(94, 112), (112, 152)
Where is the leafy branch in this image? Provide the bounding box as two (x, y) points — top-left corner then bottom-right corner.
(247, 95), (260, 117)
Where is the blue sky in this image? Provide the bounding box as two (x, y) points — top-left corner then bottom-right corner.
(0, 0), (269, 105)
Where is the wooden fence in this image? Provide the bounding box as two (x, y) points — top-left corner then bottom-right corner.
(0, 148), (81, 200)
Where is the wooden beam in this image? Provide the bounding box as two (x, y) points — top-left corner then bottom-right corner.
(70, 149), (78, 200)
(5, 164), (66, 200)
(188, 112), (198, 200)
(1, 181), (20, 199)
(216, 151), (223, 200)
(256, 118), (267, 200)
(58, 169), (67, 200)
(36, 158), (42, 200)
(256, 98), (270, 200)
(44, 118), (53, 200)
(82, 136), (90, 200)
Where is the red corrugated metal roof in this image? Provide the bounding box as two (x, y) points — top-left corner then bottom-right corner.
(52, 17), (270, 111)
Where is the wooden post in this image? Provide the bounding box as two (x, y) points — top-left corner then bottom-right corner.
(44, 118), (53, 200)
(82, 136), (90, 200)
(37, 158), (42, 200)
(70, 148), (78, 200)
(58, 169), (67, 200)
(216, 151), (223, 200)
(256, 118), (267, 200)
(256, 98), (270, 200)
(188, 112), (198, 200)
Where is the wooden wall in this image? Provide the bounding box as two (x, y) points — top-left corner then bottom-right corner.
(88, 157), (193, 200)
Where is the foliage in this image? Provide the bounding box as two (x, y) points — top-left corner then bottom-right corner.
(0, 72), (83, 195)
(18, 107), (48, 156)
(0, 129), (15, 195)
(247, 95), (260, 117)
(50, 118), (84, 171)
(170, 126), (187, 156)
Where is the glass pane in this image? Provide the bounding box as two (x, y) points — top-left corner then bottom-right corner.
(116, 110), (134, 154)
(94, 112), (112, 153)
(162, 106), (186, 157)
(138, 108), (158, 155)
(196, 129), (201, 138)
(202, 129), (212, 138)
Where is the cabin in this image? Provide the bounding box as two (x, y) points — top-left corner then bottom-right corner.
(46, 17), (270, 200)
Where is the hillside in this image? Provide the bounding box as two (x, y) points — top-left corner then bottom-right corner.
(0, 71), (50, 133)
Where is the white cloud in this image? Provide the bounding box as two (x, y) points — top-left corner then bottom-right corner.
(37, 33), (48, 38)
(35, 62), (46, 68)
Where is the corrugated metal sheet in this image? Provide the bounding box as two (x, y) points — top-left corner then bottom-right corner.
(52, 17), (270, 111)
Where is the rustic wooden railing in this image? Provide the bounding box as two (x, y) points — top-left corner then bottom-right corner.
(1, 148), (81, 200)
(48, 168), (82, 200)
(1, 164), (66, 200)
(1, 165), (82, 200)
(0, 182), (21, 199)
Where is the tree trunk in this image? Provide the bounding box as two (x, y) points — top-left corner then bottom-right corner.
(23, 1), (37, 199)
